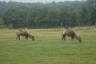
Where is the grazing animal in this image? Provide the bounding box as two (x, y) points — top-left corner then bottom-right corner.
(62, 27), (82, 43)
(16, 28), (35, 40)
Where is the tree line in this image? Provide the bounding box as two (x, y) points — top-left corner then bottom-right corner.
(0, 0), (96, 28)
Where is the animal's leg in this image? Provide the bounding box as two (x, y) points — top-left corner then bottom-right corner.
(25, 34), (29, 40)
(25, 36), (28, 40)
(71, 36), (74, 41)
(62, 34), (66, 40)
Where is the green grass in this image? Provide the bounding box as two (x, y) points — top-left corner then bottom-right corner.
(0, 27), (96, 64)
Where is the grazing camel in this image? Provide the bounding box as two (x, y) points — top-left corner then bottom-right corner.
(16, 28), (35, 40)
(62, 27), (82, 43)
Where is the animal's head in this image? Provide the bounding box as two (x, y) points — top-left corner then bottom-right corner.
(29, 34), (35, 41)
(76, 36), (82, 43)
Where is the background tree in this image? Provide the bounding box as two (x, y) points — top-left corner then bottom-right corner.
(0, 0), (96, 28)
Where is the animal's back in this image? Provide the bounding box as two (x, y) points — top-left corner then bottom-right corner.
(63, 28), (75, 36)
(18, 28), (29, 33)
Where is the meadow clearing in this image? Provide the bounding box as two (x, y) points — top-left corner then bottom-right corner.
(0, 27), (96, 64)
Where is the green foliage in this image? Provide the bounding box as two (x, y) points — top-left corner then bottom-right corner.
(0, 1), (96, 28)
(0, 17), (5, 28)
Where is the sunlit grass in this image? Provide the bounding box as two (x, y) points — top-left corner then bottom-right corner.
(0, 27), (96, 64)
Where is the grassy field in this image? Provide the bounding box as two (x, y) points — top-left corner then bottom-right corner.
(0, 27), (96, 64)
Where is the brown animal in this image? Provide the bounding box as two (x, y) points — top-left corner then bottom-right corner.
(16, 28), (35, 40)
(62, 27), (82, 43)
